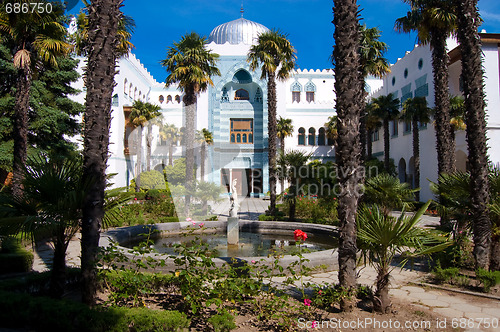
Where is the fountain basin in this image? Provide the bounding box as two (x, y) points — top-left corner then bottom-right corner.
(100, 221), (339, 273)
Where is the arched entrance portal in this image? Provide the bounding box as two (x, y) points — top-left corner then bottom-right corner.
(398, 158), (407, 184)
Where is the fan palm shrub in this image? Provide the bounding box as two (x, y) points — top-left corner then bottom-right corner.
(357, 201), (450, 313)
(278, 150), (310, 221)
(363, 174), (418, 216)
(0, 154), (92, 298)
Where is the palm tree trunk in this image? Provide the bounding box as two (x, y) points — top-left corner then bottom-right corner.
(146, 124), (152, 171)
(280, 137), (285, 194)
(360, 92), (367, 162)
(367, 130), (373, 159)
(12, 67), (32, 198)
(333, 0), (363, 312)
(267, 74), (278, 215)
(201, 142), (206, 182)
(490, 237), (500, 271)
(383, 118), (390, 173)
(135, 125), (143, 192)
(49, 233), (67, 299)
(184, 90), (196, 217)
(412, 120), (420, 201)
(81, 0), (121, 305)
(374, 265), (391, 313)
(169, 143), (173, 166)
(430, 29), (454, 175)
(454, 0), (491, 270)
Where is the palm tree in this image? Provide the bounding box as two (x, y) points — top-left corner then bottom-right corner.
(0, 1), (71, 197)
(0, 154), (92, 299)
(80, 0), (128, 305)
(325, 115), (338, 145)
(359, 25), (391, 160)
(400, 97), (432, 201)
(333, 0), (364, 312)
(449, 95), (466, 156)
(370, 94), (400, 173)
(278, 150), (310, 220)
(395, 0), (457, 176)
(248, 30), (296, 216)
(129, 100), (161, 188)
(365, 103), (382, 160)
(196, 128), (213, 183)
(364, 174), (418, 216)
(72, 0), (135, 57)
(277, 117), (294, 193)
(357, 201), (450, 313)
(159, 123), (179, 166)
(161, 32), (220, 217)
(453, 0), (491, 270)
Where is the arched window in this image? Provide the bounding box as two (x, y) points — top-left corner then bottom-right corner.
(308, 127), (316, 146)
(242, 134), (247, 143)
(138, 91), (142, 99)
(167, 95), (172, 103)
(298, 127), (305, 145)
(235, 89), (249, 100)
(231, 134), (235, 143)
(134, 87), (137, 100)
(129, 83), (133, 97)
(124, 79), (128, 95)
(318, 128), (326, 146)
(112, 94), (118, 106)
(291, 81), (301, 103)
(237, 134), (241, 143)
(175, 95), (181, 103)
(254, 88), (262, 102)
(305, 82), (316, 103)
(249, 133), (253, 143)
(159, 95), (164, 103)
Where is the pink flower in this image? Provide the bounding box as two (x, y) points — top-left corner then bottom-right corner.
(199, 223), (205, 228)
(251, 260), (256, 264)
(186, 217), (192, 222)
(303, 298), (312, 306)
(134, 197), (137, 201)
(318, 290), (322, 295)
(312, 321), (318, 328)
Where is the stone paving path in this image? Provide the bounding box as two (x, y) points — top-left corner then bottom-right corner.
(211, 197), (270, 221)
(29, 200), (500, 331)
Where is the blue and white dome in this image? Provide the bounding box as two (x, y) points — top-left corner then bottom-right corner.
(208, 17), (269, 45)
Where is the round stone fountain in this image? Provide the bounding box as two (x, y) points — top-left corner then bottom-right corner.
(100, 220), (339, 273)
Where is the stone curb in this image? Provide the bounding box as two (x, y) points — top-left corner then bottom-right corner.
(410, 281), (500, 301)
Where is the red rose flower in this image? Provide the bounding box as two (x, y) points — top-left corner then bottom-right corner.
(294, 229), (307, 241)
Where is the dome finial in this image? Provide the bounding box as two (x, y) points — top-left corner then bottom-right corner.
(240, 2), (244, 18)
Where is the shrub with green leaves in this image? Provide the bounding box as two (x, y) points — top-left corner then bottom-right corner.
(137, 170), (166, 191)
(432, 264), (460, 284)
(207, 310), (237, 332)
(0, 237), (33, 273)
(476, 268), (500, 292)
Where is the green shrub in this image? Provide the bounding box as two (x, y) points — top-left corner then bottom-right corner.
(107, 307), (190, 332)
(208, 310), (237, 332)
(137, 170), (166, 191)
(135, 192), (146, 200)
(432, 264), (459, 284)
(0, 290), (189, 332)
(0, 237), (33, 274)
(476, 268), (500, 292)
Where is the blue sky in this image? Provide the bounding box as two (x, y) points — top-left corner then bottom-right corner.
(68, 0), (500, 83)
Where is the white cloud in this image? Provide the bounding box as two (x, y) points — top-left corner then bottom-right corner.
(481, 10), (500, 24)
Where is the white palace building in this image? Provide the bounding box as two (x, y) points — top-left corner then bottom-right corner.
(70, 15), (500, 202)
